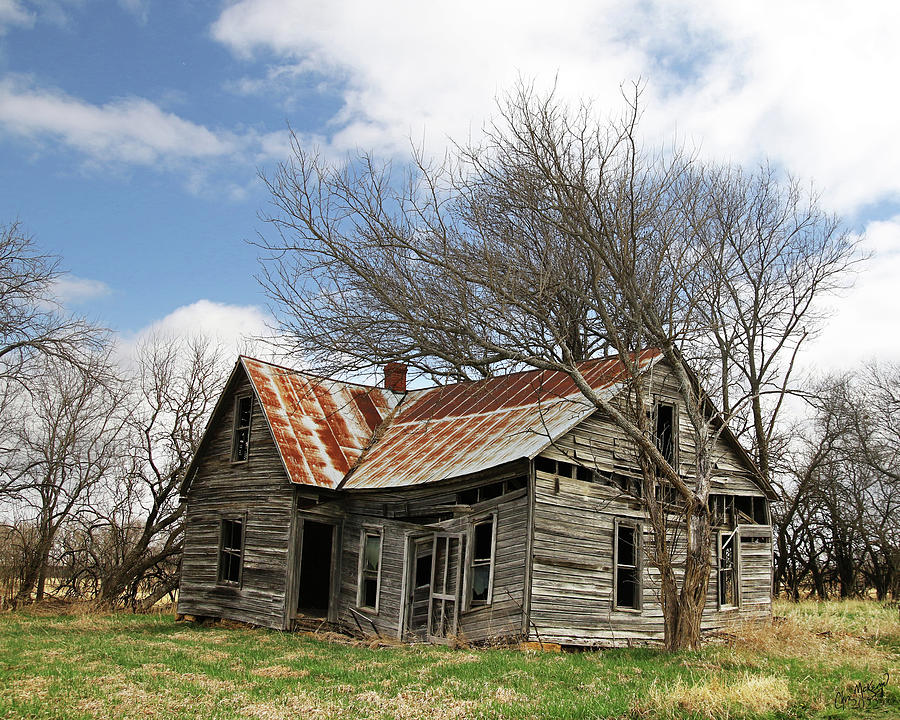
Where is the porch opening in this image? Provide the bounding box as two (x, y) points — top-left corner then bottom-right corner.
(297, 521), (334, 616)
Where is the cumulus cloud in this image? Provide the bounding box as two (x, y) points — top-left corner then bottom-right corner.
(211, 0), (900, 215)
(124, 299), (271, 353)
(51, 274), (112, 305)
(802, 217), (900, 371)
(0, 76), (236, 165)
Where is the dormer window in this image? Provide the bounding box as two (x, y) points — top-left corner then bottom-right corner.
(232, 395), (252, 462)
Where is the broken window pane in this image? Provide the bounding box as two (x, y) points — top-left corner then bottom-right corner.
(364, 534), (380, 572)
(415, 553), (432, 588)
(359, 531), (382, 610)
(471, 565), (490, 602)
(474, 521), (493, 561)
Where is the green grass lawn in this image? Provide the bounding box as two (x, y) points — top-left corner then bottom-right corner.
(0, 601), (897, 719)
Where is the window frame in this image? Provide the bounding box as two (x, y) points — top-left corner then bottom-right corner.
(717, 529), (741, 609)
(613, 517), (642, 612)
(465, 511), (498, 611)
(357, 526), (384, 614)
(231, 394), (253, 463)
(217, 515), (246, 586)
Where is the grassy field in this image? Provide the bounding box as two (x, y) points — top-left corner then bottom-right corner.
(0, 601), (897, 719)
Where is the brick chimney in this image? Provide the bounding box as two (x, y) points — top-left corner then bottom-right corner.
(384, 362), (407, 393)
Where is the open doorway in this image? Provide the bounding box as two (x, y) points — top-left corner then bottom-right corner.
(297, 521), (334, 617)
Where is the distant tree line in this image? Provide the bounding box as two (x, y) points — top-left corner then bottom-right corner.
(774, 366), (900, 600)
(0, 221), (227, 610)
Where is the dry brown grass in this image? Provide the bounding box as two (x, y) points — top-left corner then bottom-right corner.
(239, 691), (334, 720)
(631, 674), (792, 719)
(350, 688), (480, 720)
(727, 613), (891, 669)
(251, 664), (311, 679)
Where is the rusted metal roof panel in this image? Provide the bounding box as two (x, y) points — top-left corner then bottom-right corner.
(242, 357), (399, 489)
(342, 350), (662, 490)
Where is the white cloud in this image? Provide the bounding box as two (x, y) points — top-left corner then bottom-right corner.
(0, 1), (33, 33)
(51, 274), (111, 305)
(802, 217), (900, 371)
(0, 76), (237, 165)
(125, 299), (271, 352)
(0, 76), (295, 191)
(211, 0), (900, 216)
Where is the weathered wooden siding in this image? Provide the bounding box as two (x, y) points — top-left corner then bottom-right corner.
(529, 361), (772, 645)
(178, 370), (296, 629)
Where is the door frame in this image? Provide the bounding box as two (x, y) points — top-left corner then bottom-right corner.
(427, 532), (464, 644)
(290, 515), (342, 624)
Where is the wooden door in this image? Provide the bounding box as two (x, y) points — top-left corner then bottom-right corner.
(427, 533), (463, 643)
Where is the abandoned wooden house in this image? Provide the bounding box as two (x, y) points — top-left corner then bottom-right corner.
(177, 351), (776, 646)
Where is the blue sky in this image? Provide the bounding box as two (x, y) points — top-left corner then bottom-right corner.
(2, 0), (900, 369)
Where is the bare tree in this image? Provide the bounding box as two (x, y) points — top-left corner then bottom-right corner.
(775, 370), (900, 600)
(1, 221), (107, 499)
(6, 353), (125, 605)
(693, 167), (861, 482)
(0, 221), (105, 390)
(86, 334), (226, 609)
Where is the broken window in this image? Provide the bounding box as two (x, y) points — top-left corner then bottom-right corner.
(534, 456), (557, 475)
(218, 517), (243, 584)
(709, 494), (768, 527)
(534, 456), (595, 483)
(232, 395), (252, 462)
(654, 401), (676, 468)
(718, 530), (739, 607)
(614, 520), (641, 610)
(456, 477), (527, 505)
(468, 515), (496, 607)
(358, 530), (382, 611)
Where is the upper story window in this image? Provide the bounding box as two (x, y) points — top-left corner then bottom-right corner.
(654, 401), (676, 467)
(709, 494), (769, 527)
(232, 395), (252, 462)
(456, 476), (527, 505)
(533, 456), (594, 482)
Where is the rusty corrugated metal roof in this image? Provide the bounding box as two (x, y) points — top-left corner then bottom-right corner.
(241, 351), (661, 491)
(341, 350), (661, 489)
(242, 357), (399, 489)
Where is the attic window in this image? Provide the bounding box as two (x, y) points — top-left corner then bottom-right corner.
(232, 395), (252, 462)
